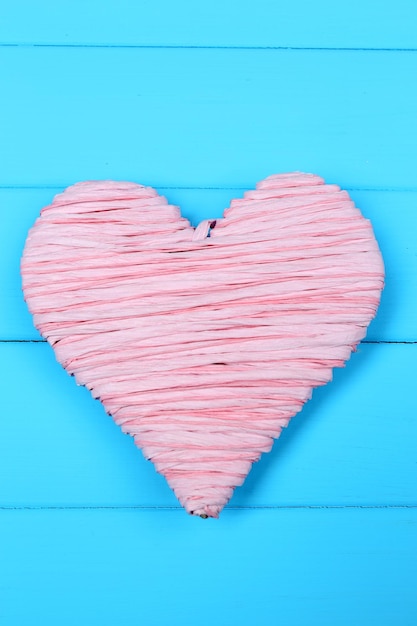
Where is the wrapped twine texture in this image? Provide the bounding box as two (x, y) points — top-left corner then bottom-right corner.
(21, 172), (384, 518)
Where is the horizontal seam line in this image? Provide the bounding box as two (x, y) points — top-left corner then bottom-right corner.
(0, 505), (416, 511)
(1, 186), (417, 192)
(1, 340), (416, 345)
(1, 43), (417, 52)
(362, 341), (417, 344)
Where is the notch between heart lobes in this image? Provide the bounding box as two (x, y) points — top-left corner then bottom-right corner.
(21, 172), (384, 518)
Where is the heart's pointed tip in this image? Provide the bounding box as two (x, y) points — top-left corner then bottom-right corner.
(189, 505), (222, 520)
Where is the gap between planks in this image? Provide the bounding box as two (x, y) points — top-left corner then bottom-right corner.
(1, 43), (417, 52)
(1, 505), (416, 511)
(1, 340), (416, 345)
(2, 186), (417, 192)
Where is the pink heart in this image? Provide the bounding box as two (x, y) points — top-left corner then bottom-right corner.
(21, 172), (384, 518)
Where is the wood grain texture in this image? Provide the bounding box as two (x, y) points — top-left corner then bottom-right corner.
(1, 1), (416, 623)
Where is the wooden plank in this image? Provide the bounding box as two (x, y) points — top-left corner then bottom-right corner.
(2, 188), (416, 341)
(2, 6), (415, 625)
(1, 342), (416, 507)
(1, 0), (417, 48)
(348, 190), (417, 343)
(1, 508), (416, 626)
(0, 49), (416, 188)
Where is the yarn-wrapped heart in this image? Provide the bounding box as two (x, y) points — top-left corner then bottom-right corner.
(21, 172), (384, 518)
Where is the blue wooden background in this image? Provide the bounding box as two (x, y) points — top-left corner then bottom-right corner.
(1, 2), (416, 624)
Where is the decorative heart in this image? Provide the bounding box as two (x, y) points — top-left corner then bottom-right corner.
(21, 173), (384, 518)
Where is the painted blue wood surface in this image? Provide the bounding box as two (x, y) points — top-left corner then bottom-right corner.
(2, 189), (416, 341)
(1, 342), (416, 507)
(1, 49), (416, 189)
(1, 509), (416, 626)
(1, 2), (416, 625)
(1, 0), (417, 48)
